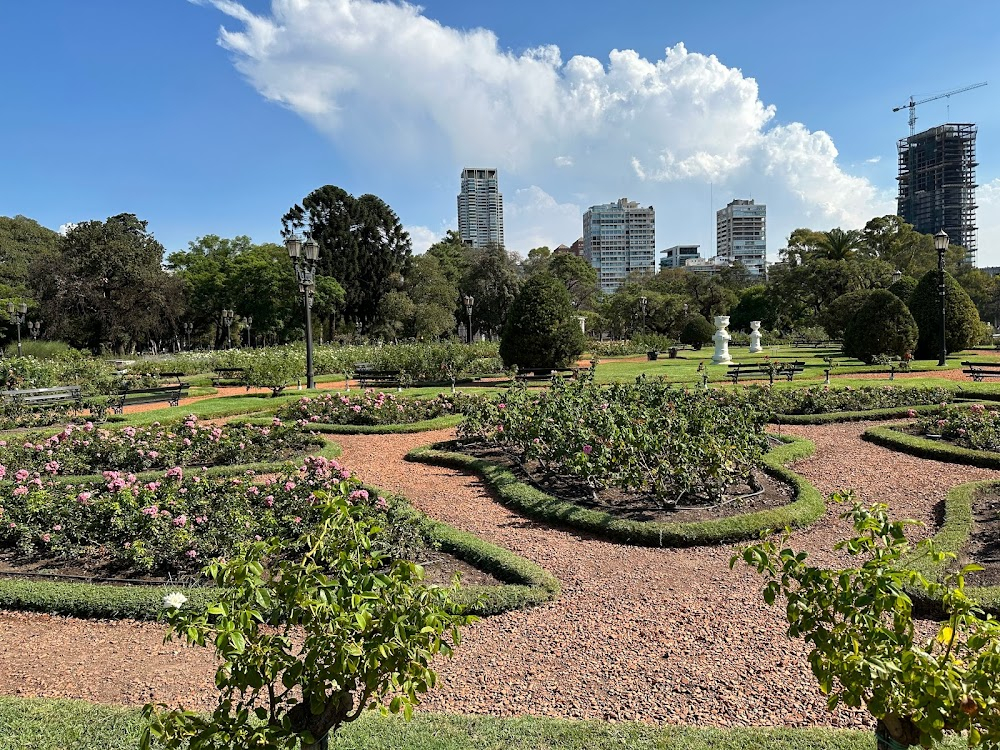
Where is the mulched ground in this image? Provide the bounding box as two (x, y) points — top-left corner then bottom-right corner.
(965, 489), (1000, 588)
(1, 420), (998, 728)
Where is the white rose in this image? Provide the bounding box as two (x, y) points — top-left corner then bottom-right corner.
(162, 592), (188, 609)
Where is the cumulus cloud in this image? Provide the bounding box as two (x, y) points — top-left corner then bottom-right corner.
(504, 186), (582, 252)
(978, 178), (1000, 266)
(406, 224), (440, 255)
(200, 0), (905, 252)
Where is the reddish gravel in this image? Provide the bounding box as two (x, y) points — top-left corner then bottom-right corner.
(1, 420), (996, 728)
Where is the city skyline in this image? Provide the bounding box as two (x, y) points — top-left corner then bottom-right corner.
(2, 1), (998, 264)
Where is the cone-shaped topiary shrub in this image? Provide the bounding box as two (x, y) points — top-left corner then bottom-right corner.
(843, 290), (918, 364)
(909, 271), (982, 359)
(679, 315), (715, 350)
(888, 276), (918, 305)
(499, 273), (586, 369)
(819, 289), (874, 340)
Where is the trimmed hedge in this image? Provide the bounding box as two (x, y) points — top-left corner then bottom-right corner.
(900, 479), (1000, 614)
(239, 414), (463, 435)
(406, 436), (825, 547)
(0, 479), (558, 621)
(862, 425), (1000, 470)
(772, 403), (944, 425)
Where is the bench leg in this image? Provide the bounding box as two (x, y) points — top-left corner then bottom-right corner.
(169, 397), (180, 407)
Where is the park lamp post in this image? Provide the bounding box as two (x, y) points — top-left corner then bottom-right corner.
(183, 321), (194, 350)
(27, 320), (41, 340)
(892, 269), (903, 284)
(242, 316), (253, 348)
(7, 302), (27, 357)
(285, 234), (320, 389)
(462, 293), (475, 344)
(640, 296), (648, 334)
(935, 229), (949, 367)
(221, 309), (236, 350)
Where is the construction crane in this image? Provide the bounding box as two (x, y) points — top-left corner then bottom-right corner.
(894, 82), (988, 136)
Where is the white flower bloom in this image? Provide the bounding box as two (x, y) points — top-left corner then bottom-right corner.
(163, 592), (188, 609)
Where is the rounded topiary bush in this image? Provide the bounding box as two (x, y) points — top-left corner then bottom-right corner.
(843, 290), (918, 363)
(679, 316), (715, 350)
(888, 276), (918, 305)
(909, 271), (982, 359)
(819, 289), (874, 340)
(499, 273), (585, 369)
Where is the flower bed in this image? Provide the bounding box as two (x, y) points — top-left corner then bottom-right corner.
(916, 402), (1000, 451)
(0, 403), (80, 431)
(0, 416), (317, 477)
(459, 374), (770, 508)
(768, 385), (953, 416)
(0, 455), (421, 576)
(276, 391), (475, 427)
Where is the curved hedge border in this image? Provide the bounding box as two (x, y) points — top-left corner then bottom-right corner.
(239, 414), (463, 435)
(0, 481), (559, 621)
(862, 425), (1000, 470)
(900, 478), (1000, 614)
(406, 435), (824, 547)
(772, 403), (945, 425)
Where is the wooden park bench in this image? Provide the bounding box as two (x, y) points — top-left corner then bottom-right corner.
(108, 382), (190, 415)
(353, 363), (403, 390)
(0, 385), (83, 411)
(792, 339), (842, 348)
(727, 361), (805, 385)
(962, 361), (1000, 382)
(515, 367), (579, 383)
(211, 367), (246, 387)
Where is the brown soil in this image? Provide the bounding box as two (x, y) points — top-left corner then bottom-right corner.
(458, 443), (794, 523)
(3, 420), (1000, 728)
(963, 489), (1000, 588)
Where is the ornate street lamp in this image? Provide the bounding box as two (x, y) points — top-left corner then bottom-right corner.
(7, 302), (27, 357)
(27, 320), (41, 340)
(935, 230), (949, 367)
(462, 293), (475, 344)
(892, 269), (903, 284)
(221, 309), (236, 349)
(183, 321), (194, 350)
(285, 234), (320, 389)
(242, 316), (253, 348)
(639, 296), (648, 334)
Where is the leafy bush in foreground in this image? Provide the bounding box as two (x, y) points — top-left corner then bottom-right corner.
(276, 391), (476, 426)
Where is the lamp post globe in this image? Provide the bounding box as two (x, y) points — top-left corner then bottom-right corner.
(285, 233), (320, 389)
(7, 301), (27, 357)
(934, 229), (949, 367)
(462, 293), (475, 344)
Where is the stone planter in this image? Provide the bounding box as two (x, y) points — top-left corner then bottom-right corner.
(647, 350), (659, 361)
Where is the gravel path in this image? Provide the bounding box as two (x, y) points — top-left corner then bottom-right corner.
(1, 421), (996, 727)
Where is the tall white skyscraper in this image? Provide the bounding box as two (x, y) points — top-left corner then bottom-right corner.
(715, 199), (766, 275)
(583, 198), (656, 294)
(457, 168), (504, 249)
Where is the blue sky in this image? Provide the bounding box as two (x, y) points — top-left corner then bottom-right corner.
(2, 0), (999, 263)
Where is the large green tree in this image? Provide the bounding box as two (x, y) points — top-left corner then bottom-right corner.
(461, 246), (521, 339)
(0, 215), (59, 304)
(548, 253), (598, 310)
(35, 214), (183, 353)
(499, 273), (585, 369)
(282, 186), (411, 332)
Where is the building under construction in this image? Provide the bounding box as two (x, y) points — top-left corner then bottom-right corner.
(897, 123), (978, 265)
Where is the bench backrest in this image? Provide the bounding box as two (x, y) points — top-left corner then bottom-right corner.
(963, 361), (1000, 369)
(1, 386), (82, 403)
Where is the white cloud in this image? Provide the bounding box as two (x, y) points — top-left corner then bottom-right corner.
(406, 225), (439, 255)
(979, 178), (1000, 267)
(58, 222), (78, 236)
(201, 0), (904, 253)
(864, 156), (882, 164)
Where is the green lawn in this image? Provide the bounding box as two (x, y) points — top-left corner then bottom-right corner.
(2, 696), (971, 750)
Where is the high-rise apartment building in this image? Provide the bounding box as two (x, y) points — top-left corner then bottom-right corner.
(583, 198), (656, 294)
(897, 123), (978, 265)
(716, 199), (766, 275)
(660, 244), (701, 270)
(457, 168), (504, 249)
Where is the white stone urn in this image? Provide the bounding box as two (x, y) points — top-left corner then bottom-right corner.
(749, 321), (763, 353)
(712, 315), (732, 364)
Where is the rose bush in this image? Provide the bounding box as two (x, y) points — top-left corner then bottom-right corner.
(768, 385), (953, 415)
(276, 391), (476, 426)
(917, 403), (1000, 452)
(459, 370), (770, 507)
(0, 416), (317, 476)
(0, 455), (423, 574)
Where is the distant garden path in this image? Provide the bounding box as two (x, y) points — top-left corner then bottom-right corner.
(1, 420), (996, 727)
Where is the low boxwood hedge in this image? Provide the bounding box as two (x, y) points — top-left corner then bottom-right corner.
(406, 436), (824, 547)
(239, 414), (463, 435)
(0, 481), (558, 621)
(900, 478), (1000, 614)
(772, 403), (944, 425)
(862, 425), (1000, 469)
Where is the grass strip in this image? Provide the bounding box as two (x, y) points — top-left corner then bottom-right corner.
(406, 436), (824, 547)
(862, 426), (1000, 470)
(0, 696), (914, 750)
(899, 478), (1000, 614)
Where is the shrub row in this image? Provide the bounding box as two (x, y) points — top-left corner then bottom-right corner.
(239, 414), (463, 435)
(862, 426), (1000, 470)
(0, 478), (558, 621)
(406, 435), (824, 547)
(772, 403), (945, 425)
